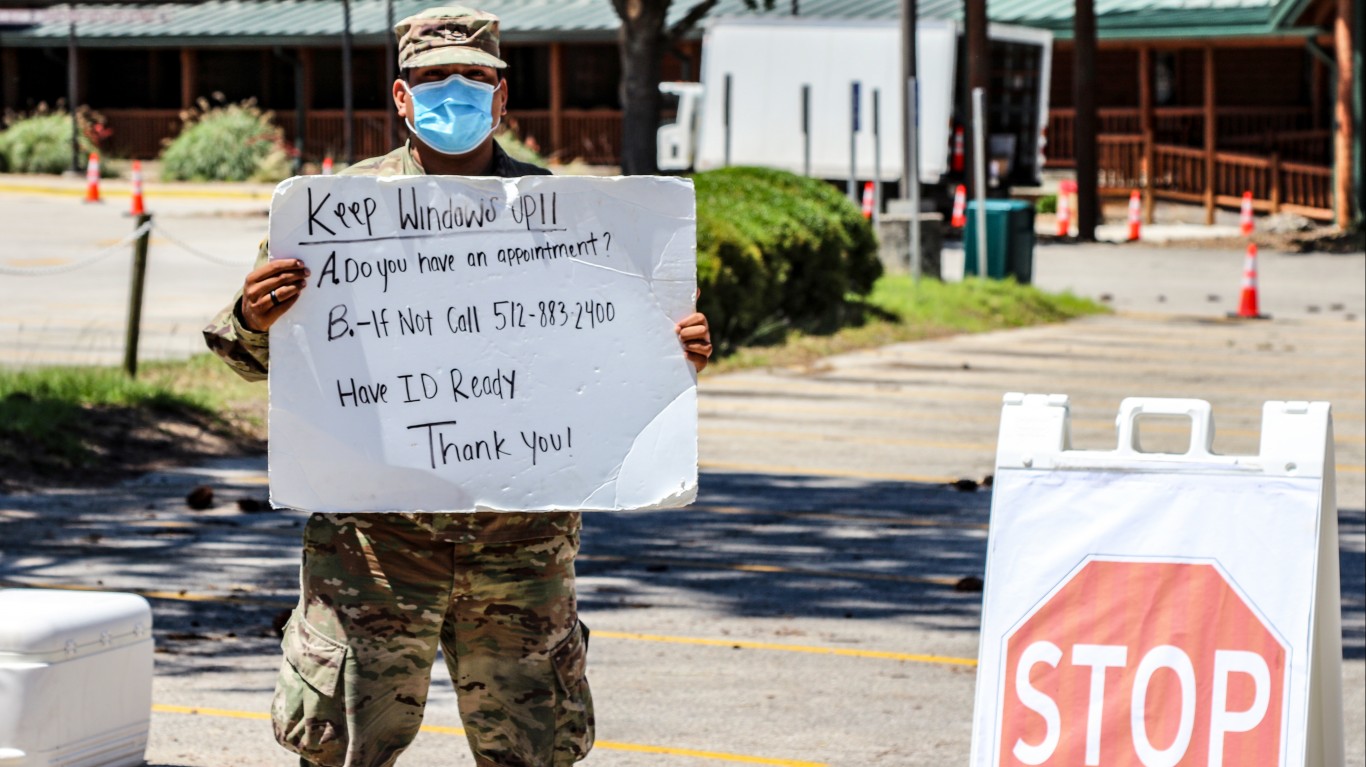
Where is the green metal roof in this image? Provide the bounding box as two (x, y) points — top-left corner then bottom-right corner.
(0, 0), (1324, 48)
(711, 0), (1320, 39)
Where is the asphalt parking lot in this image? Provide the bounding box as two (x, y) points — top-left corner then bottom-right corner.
(1, 180), (1363, 765)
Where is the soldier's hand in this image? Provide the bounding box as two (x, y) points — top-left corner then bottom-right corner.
(241, 259), (310, 333)
(676, 312), (713, 373)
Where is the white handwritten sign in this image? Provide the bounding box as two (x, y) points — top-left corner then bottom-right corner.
(266, 175), (698, 513)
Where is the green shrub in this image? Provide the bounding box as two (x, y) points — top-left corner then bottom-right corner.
(694, 166), (881, 348)
(1036, 194), (1058, 214)
(0, 107), (106, 175)
(160, 98), (291, 182)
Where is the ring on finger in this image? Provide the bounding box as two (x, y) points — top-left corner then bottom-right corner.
(269, 289), (281, 307)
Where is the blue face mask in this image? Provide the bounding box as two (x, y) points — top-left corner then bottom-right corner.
(404, 73), (502, 156)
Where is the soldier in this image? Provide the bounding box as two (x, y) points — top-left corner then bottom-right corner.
(203, 6), (713, 766)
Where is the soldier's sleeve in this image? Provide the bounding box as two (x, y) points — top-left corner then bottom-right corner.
(202, 240), (272, 382)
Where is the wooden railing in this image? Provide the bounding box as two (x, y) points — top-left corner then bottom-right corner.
(1045, 108), (1142, 165)
(506, 109), (622, 165)
(99, 107), (624, 166)
(1097, 134), (1144, 190)
(1216, 106), (1313, 138)
(277, 109), (394, 161)
(1046, 106), (1320, 167)
(1278, 161), (1333, 214)
(1145, 143), (1331, 219)
(1149, 144), (1208, 204)
(1153, 107), (1204, 148)
(100, 109), (181, 159)
(1212, 150), (1275, 203)
(1221, 130), (1331, 163)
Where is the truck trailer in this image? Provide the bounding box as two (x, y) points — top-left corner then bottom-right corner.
(658, 16), (1053, 198)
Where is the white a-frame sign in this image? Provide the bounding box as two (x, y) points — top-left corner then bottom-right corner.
(970, 395), (1344, 767)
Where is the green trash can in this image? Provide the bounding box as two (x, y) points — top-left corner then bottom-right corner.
(963, 199), (1035, 284)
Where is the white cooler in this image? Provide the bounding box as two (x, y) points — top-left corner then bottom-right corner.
(0, 589), (153, 767)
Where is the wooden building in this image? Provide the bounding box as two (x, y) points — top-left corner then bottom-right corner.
(991, 0), (1358, 224)
(0, 0), (700, 166)
(0, 0), (1358, 223)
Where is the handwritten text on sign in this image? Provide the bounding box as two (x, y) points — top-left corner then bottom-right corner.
(267, 175), (698, 513)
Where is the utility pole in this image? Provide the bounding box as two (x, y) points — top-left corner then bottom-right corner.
(964, 0), (989, 199)
(67, 22), (79, 174)
(341, 0), (354, 164)
(899, 0), (917, 202)
(1074, 0), (1100, 240)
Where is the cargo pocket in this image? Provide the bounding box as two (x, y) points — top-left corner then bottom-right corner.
(550, 620), (595, 764)
(272, 613), (351, 767)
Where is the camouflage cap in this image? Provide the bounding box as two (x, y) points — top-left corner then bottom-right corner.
(395, 6), (507, 71)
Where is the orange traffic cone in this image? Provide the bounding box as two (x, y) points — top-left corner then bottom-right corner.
(861, 181), (875, 219)
(951, 184), (967, 228)
(129, 160), (145, 216)
(1056, 180), (1073, 237)
(322, 155), (334, 176)
(83, 152), (102, 203)
(1239, 191), (1254, 235)
(1231, 243), (1269, 319)
(1127, 189), (1142, 241)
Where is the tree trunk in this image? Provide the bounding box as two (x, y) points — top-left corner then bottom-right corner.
(616, 1), (668, 175)
(1074, 0), (1099, 240)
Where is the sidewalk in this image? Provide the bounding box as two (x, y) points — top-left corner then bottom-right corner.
(2, 312), (1361, 766)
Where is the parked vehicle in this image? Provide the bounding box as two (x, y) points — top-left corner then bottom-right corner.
(658, 16), (1053, 198)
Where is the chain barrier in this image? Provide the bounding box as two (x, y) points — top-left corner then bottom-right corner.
(149, 220), (253, 268)
(0, 218), (253, 276)
(0, 219), (153, 277)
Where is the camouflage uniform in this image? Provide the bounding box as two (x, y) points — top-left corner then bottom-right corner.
(201, 10), (593, 765)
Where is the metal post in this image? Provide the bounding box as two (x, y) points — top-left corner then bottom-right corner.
(908, 76), (922, 281)
(972, 87), (988, 276)
(872, 88), (882, 226)
(723, 73), (733, 167)
(849, 81), (860, 202)
(965, 0), (989, 199)
(899, 0), (918, 201)
(341, 0), (354, 164)
(801, 83), (811, 177)
(67, 22), (79, 174)
(294, 52), (306, 173)
(123, 213), (152, 378)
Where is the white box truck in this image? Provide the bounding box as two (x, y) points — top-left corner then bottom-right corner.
(658, 16), (1053, 196)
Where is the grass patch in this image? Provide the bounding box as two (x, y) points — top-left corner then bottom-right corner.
(706, 276), (1107, 374)
(0, 355), (266, 488)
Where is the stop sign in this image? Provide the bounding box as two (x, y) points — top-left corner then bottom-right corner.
(999, 559), (1287, 766)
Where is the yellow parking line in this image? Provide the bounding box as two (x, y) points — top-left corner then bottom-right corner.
(699, 460), (959, 485)
(154, 704), (269, 721)
(0, 182), (271, 200)
(3, 257), (69, 267)
(578, 554), (967, 587)
(591, 741), (824, 766)
(593, 631), (978, 668)
(151, 704), (826, 766)
(702, 426), (994, 452)
(695, 504), (989, 530)
(0, 579), (293, 608)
